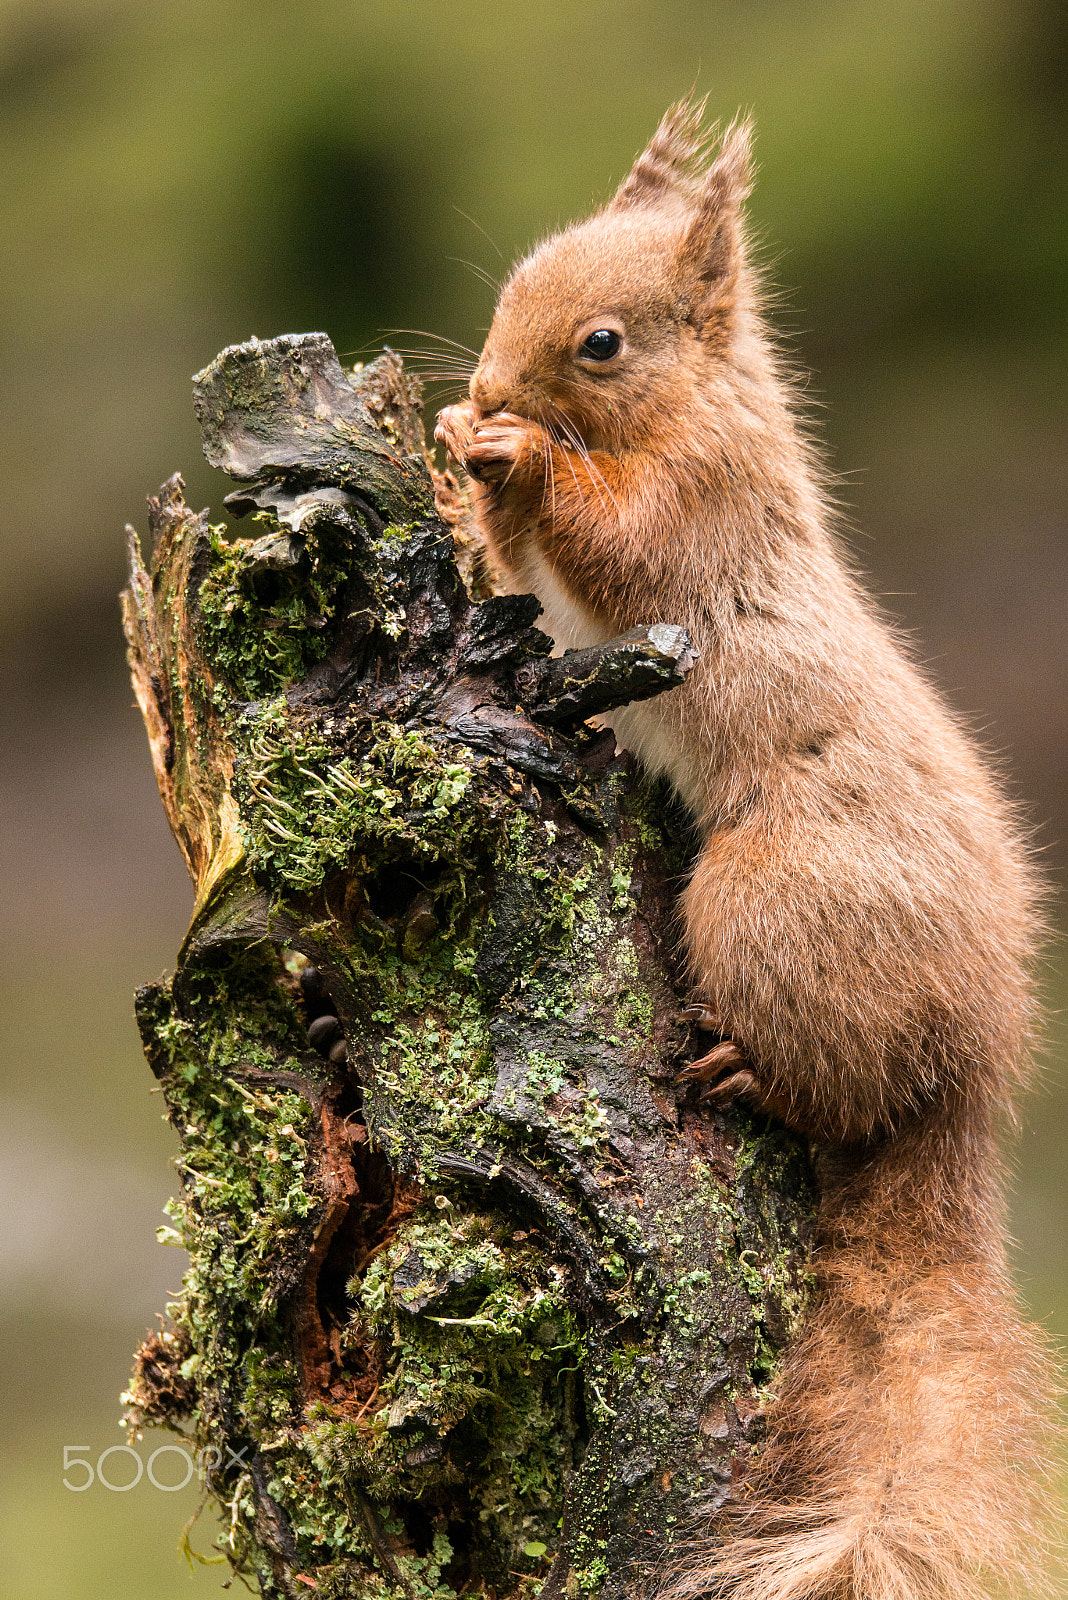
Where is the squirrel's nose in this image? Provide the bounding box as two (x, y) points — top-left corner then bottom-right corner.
(470, 363), (509, 415)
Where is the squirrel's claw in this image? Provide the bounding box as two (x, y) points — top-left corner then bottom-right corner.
(678, 1008), (759, 1102)
(679, 1003), (722, 1032)
(698, 1067), (761, 1106)
(678, 1037), (762, 1108)
(677, 1039), (746, 1083)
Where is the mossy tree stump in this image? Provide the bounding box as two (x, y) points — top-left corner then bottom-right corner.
(121, 333), (814, 1600)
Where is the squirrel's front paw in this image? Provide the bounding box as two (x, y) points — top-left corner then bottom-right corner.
(435, 400), (480, 465)
(463, 412), (540, 483)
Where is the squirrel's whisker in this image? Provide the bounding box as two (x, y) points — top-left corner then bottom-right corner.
(447, 256), (502, 294)
(382, 327), (481, 359)
(452, 204), (506, 261)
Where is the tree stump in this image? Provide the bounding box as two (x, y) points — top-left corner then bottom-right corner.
(121, 332), (814, 1600)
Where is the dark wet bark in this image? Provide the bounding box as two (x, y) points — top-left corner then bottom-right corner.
(122, 332), (814, 1600)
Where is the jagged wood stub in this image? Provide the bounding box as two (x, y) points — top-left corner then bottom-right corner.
(122, 332), (814, 1600)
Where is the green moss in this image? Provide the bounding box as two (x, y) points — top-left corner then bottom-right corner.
(155, 954), (319, 1298)
(197, 522), (333, 701)
(133, 769), (812, 1593)
(236, 707), (483, 895)
(372, 1010), (494, 1133)
(196, 514), (420, 704)
(132, 933), (591, 1596)
(304, 1203), (584, 1570)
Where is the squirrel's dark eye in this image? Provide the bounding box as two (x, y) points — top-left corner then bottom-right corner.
(580, 328), (621, 361)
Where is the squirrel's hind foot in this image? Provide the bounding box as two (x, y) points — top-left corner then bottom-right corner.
(677, 1038), (746, 1082)
(678, 1008), (765, 1107)
(698, 1063), (761, 1105)
(678, 1037), (761, 1103)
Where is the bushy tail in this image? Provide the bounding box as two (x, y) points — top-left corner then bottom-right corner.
(663, 1133), (1061, 1600)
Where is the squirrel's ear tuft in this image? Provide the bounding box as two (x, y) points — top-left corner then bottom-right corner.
(608, 94), (711, 212)
(677, 118), (754, 310)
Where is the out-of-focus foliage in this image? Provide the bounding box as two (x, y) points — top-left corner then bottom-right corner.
(0, 2), (1064, 1595)
(1, 0), (1066, 626)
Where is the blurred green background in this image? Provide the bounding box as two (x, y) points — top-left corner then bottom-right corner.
(1, 1), (1065, 1594)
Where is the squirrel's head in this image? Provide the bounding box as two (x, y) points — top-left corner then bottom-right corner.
(469, 99), (755, 453)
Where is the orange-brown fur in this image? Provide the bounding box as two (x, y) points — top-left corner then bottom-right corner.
(436, 99), (1059, 1600)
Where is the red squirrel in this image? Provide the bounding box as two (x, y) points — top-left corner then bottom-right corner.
(435, 100), (1058, 1600)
